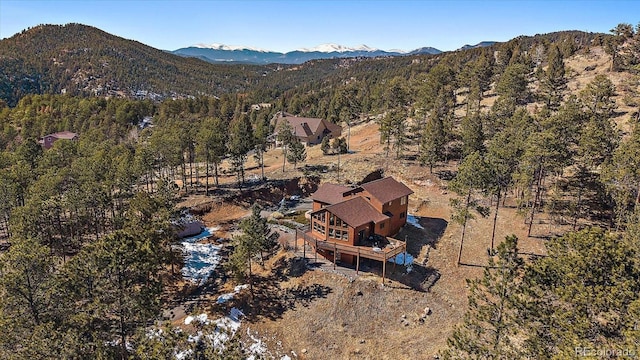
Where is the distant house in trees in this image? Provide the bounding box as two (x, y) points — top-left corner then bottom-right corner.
(271, 111), (342, 146)
(38, 131), (79, 149)
(297, 177), (413, 278)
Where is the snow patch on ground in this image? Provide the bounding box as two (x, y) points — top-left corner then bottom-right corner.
(407, 214), (424, 229)
(217, 284), (249, 304)
(246, 329), (268, 360)
(180, 227), (222, 284)
(176, 306), (290, 359)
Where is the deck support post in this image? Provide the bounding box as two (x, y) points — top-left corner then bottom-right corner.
(315, 239), (318, 262)
(333, 242), (337, 270)
(303, 234), (306, 259)
(382, 256), (386, 286)
(356, 248), (360, 275)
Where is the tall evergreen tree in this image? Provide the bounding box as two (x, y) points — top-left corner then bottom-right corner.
(228, 115), (254, 187)
(520, 228), (640, 358)
(276, 119), (295, 173)
(253, 113), (270, 180)
(442, 235), (523, 359)
(286, 137), (307, 169)
(450, 151), (491, 265)
(540, 43), (567, 110)
(196, 117), (228, 193)
(227, 204), (278, 297)
(460, 112), (485, 158)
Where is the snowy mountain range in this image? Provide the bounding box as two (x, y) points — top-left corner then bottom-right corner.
(172, 43), (445, 65)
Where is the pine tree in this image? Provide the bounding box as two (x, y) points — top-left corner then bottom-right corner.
(227, 204), (278, 297)
(441, 235), (523, 359)
(419, 114), (445, 173)
(450, 151), (491, 265)
(520, 228), (640, 358)
(321, 135), (331, 155)
(286, 138), (307, 169)
(253, 114), (270, 180)
(540, 44), (566, 110)
(602, 121), (640, 226)
(228, 115), (254, 187)
(379, 77), (409, 161)
(495, 63), (530, 106)
(460, 112), (485, 158)
(276, 119), (295, 172)
(196, 117), (228, 192)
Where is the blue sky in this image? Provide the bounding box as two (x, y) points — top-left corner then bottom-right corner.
(0, 0), (638, 52)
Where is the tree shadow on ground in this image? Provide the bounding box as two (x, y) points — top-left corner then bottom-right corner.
(354, 258), (441, 292)
(243, 273), (332, 321)
(397, 216), (448, 252)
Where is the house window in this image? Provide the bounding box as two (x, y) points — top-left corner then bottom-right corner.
(313, 222), (320, 232)
(320, 225), (326, 235)
(342, 221), (348, 228)
(401, 196), (407, 205)
(400, 212), (405, 219)
(342, 231), (348, 240)
(329, 228), (335, 238)
(380, 222), (385, 230)
(329, 214), (335, 226)
(320, 212), (326, 222)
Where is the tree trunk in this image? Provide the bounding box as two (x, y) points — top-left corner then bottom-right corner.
(491, 190), (501, 251)
(214, 162), (219, 186)
(181, 162), (187, 191)
(457, 190), (472, 266)
(573, 186), (583, 231)
(528, 164), (544, 237)
(282, 145), (287, 172)
(205, 153), (210, 196)
(248, 257), (254, 301)
(260, 150), (265, 180)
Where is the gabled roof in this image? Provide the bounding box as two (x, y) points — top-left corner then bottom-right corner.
(323, 121), (342, 134)
(361, 177), (414, 204)
(275, 114), (342, 138)
(311, 183), (352, 205)
(322, 197), (389, 228)
(48, 131), (78, 140)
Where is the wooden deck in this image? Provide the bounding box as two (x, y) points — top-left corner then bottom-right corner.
(295, 226), (408, 284)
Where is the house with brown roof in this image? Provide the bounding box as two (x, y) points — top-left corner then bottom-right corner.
(300, 176), (413, 267)
(272, 111), (342, 146)
(38, 131), (78, 149)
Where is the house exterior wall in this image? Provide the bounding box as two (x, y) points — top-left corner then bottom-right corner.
(360, 190), (384, 213)
(42, 134), (79, 149)
(311, 209), (368, 246)
(382, 196), (409, 235)
(312, 194), (408, 238)
(312, 201), (326, 212)
(357, 190), (408, 236)
(306, 130), (324, 145)
(44, 136), (55, 149)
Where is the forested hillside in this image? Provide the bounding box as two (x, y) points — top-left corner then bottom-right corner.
(2, 22), (640, 359)
(0, 24), (281, 106)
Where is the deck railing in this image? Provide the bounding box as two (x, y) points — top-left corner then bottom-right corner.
(294, 225), (408, 284)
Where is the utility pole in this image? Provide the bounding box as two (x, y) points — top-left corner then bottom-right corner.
(337, 151), (341, 183)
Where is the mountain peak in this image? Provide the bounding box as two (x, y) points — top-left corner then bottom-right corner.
(296, 43), (378, 53)
(193, 43), (268, 52)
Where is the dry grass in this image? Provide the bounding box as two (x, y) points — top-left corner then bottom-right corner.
(167, 46), (637, 359)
